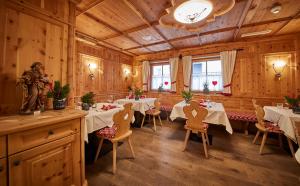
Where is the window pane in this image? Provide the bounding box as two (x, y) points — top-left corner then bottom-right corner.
(152, 66), (162, 76)
(207, 60), (223, 91)
(163, 65), (170, 76)
(191, 60), (223, 91)
(152, 77), (162, 89)
(191, 62), (206, 91)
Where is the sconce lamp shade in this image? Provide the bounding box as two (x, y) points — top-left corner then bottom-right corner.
(272, 60), (286, 80)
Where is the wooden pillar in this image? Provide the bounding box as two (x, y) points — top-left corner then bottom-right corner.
(295, 34), (300, 96)
(67, 1), (76, 106)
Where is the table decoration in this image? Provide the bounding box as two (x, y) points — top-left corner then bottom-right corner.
(47, 80), (70, 110)
(181, 90), (193, 103)
(81, 92), (95, 111)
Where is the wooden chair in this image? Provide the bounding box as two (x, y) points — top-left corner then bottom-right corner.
(252, 105), (294, 155)
(141, 100), (162, 131)
(94, 103), (135, 174)
(183, 100), (209, 158)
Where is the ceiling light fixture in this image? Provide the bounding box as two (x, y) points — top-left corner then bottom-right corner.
(142, 35), (153, 41)
(241, 30), (272, 37)
(270, 3), (282, 14)
(174, 0), (213, 24)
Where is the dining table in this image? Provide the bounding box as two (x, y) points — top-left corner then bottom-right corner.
(84, 103), (135, 142)
(170, 101), (233, 134)
(114, 98), (156, 115)
(263, 106), (300, 163)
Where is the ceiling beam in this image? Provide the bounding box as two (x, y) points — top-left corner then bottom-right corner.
(76, 31), (137, 56)
(82, 12), (153, 52)
(233, 0), (253, 40)
(125, 27), (238, 51)
(124, 16), (297, 51)
(122, 0), (176, 49)
(76, 0), (105, 16)
(273, 10), (300, 35)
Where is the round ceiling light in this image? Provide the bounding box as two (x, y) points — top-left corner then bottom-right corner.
(174, 0), (213, 24)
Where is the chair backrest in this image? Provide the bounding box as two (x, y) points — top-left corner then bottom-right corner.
(254, 105), (266, 129)
(154, 99), (161, 111)
(113, 103), (133, 138)
(183, 100), (208, 130)
(293, 121), (300, 144)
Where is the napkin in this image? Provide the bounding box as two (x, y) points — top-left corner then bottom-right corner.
(101, 104), (117, 111)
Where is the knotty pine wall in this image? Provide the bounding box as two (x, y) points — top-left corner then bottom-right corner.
(133, 34), (300, 112)
(75, 41), (133, 102)
(0, 0), (75, 115)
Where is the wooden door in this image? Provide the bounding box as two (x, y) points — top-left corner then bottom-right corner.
(9, 135), (75, 186)
(0, 158), (7, 186)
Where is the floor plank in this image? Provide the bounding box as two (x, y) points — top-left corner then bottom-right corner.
(86, 120), (300, 186)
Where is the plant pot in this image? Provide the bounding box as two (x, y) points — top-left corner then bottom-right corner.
(185, 99), (190, 104)
(292, 107), (300, 114)
(47, 98), (53, 110)
(135, 96), (140, 101)
(53, 98), (66, 110)
(82, 103), (90, 111)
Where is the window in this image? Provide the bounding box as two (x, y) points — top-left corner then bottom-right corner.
(151, 63), (171, 90)
(191, 59), (223, 91)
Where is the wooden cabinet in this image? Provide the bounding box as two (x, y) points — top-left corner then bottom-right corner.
(9, 135), (75, 186)
(0, 109), (87, 186)
(0, 158), (7, 186)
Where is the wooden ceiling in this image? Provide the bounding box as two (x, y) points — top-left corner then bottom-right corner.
(75, 0), (300, 56)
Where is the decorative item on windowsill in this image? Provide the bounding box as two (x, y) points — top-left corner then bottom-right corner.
(47, 81), (70, 110)
(17, 62), (49, 114)
(181, 90), (193, 103)
(284, 95), (300, 114)
(212, 80), (218, 93)
(203, 82), (210, 94)
(158, 81), (169, 92)
(81, 92), (95, 111)
(134, 88), (143, 100)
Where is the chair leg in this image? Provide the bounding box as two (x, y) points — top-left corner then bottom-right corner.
(205, 132), (210, 146)
(287, 138), (295, 158)
(94, 137), (104, 163)
(253, 131), (260, 144)
(112, 142), (117, 174)
(153, 115), (156, 132)
(278, 133), (283, 148)
(141, 115), (146, 128)
(259, 132), (268, 155)
(158, 115), (163, 126)
(128, 136), (135, 158)
(244, 122), (249, 135)
(183, 130), (191, 151)
(201, 133), (208, 158)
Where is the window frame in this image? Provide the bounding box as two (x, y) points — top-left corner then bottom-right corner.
(150, 61), (171, 91)
(190, 56), (223, 93)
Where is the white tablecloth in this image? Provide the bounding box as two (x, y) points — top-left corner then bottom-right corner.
(84, 103), (135, 142)
(264, 106), (300, 164)
(114, 98), (156, 115)
(170, 101), (233, 134)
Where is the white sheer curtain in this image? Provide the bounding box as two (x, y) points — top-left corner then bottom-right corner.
(221, 50), (237, 95)
(169, 57), (179, 92)
(142, 61), (150, 92)
(182, 56), (192, 91)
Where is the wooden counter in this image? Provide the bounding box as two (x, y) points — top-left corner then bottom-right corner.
(0, 109), (87, 186)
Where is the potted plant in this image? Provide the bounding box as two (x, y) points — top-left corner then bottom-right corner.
(284, 95), (300, 113)
(203, 82), (210, 94)
(181, 90), (193, 103)
(47, 81), (70, 110)
(134, 88), (143, 100)
(158, 84), (164, 92)
(81, 92), (95, 111)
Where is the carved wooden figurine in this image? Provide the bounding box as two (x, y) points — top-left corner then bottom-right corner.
(17, 62), (49, 114)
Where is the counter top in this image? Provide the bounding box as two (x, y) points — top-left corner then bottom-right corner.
(0, 109), (87, 135)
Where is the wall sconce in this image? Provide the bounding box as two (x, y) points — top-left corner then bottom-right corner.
(124, 68), (131, 81)
(88, 63), (97, 80)
(272, 60), (286, 80)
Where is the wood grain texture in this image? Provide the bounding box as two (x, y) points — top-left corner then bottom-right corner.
(75, 41), (133, 100)
(0, 0), (70, 115)
(133, 34), (300, 112)
(0, 136), (6, 158)
(86, 120), (300, 186)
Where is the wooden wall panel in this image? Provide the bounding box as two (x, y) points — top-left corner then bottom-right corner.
(133, 34), (300, 112)
(75, 41), (133, 102)
(0, 0), (70, 115)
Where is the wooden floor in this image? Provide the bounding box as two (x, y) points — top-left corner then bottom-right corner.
(86, 119), (300, 186)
